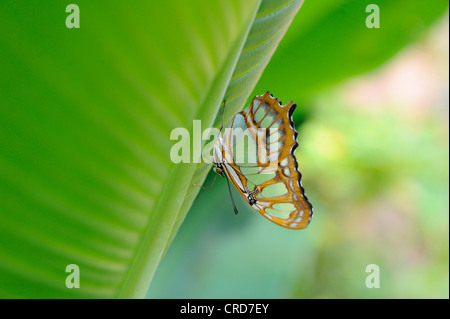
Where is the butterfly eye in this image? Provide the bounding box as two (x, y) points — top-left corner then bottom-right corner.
(213, 166), (223, 175)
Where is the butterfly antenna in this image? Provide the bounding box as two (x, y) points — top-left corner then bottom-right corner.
(219, 99), (226, 132)
(225, 174), (239, 215)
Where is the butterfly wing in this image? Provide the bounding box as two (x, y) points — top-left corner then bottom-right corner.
(220, 92), (313, 229)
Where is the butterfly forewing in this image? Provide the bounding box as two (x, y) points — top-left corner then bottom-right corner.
(220, 92), (313, 229)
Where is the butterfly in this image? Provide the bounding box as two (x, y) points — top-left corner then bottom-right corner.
(212, 92), (313, 229)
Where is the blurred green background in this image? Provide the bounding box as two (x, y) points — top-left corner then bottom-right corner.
(0, 0), (448, 299)
(148, 2), (449, 298)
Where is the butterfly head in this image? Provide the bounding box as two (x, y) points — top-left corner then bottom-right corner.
(212, 138), (226, 177)
(213, 163), (224, 177)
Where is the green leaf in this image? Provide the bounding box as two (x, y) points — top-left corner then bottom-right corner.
(0, 0), (303, 298)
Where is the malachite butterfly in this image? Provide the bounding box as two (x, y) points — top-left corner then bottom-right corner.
(212, 92), (313, 230)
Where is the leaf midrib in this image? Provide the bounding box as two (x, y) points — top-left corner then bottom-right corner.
(117, 1), (262, 298)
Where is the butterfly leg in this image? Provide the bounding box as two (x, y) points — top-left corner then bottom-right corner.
(193, 172), (219, 190)
(201, 152), (215, 164)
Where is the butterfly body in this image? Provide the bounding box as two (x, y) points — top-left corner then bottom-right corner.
(213, 92), (313, 230)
